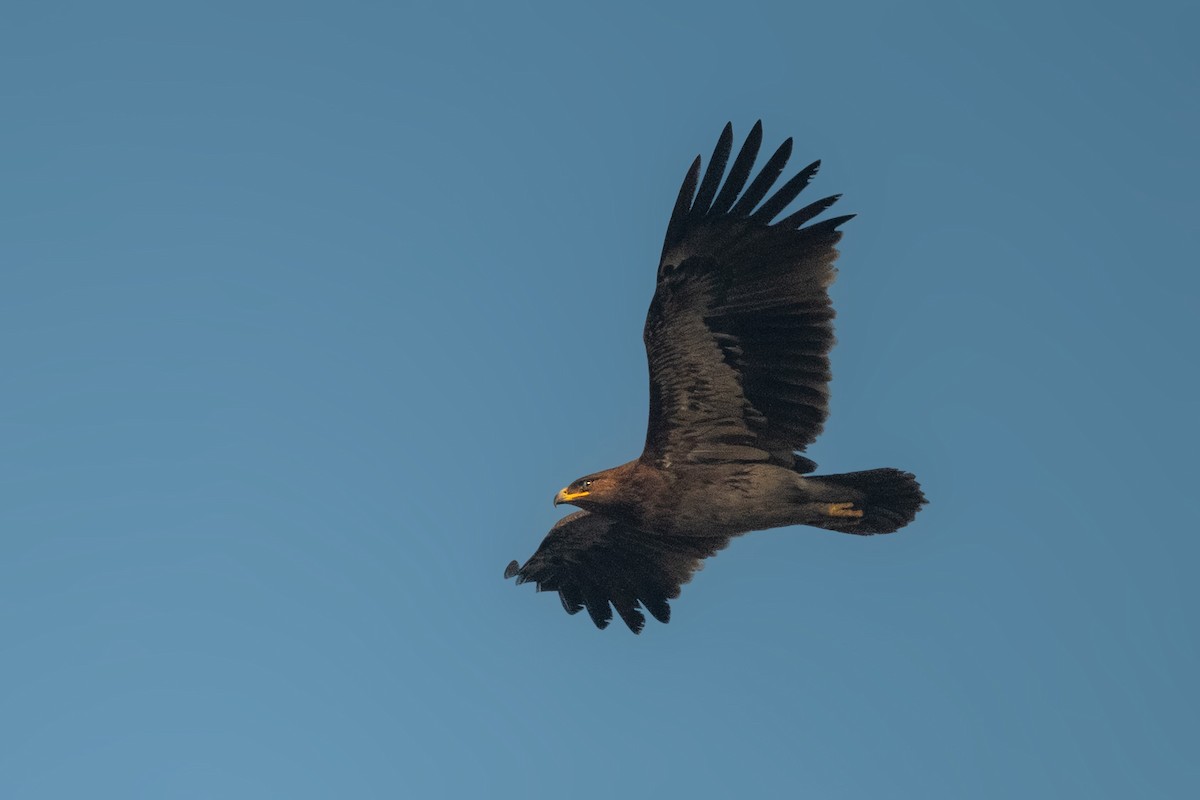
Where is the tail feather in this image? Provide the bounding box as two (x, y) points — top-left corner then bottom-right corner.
(811, 468), (927, 534)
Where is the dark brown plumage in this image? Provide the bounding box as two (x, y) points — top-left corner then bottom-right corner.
(506, 122), (927, 633)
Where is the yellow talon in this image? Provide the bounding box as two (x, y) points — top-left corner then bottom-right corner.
(827, 502), (864, 519)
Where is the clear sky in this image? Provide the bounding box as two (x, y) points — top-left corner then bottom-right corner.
(3, 1), (1198, 797)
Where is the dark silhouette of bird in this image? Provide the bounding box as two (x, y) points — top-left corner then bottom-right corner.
(505, 122), (927, 633)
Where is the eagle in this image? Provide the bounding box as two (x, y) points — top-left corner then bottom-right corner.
(505, 122), (927, 633)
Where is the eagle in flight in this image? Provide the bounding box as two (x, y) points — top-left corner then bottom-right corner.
(505, 122), (927, 632)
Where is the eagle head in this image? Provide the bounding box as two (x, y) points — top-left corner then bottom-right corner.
(554, 472), (619, 510)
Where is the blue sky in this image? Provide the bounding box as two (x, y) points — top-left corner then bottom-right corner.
(3, 1), (1198, 797)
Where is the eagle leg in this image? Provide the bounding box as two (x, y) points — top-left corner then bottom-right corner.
(825, 502), (864, 519)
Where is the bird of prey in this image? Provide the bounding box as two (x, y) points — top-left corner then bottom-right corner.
(505, 122), (926, 633)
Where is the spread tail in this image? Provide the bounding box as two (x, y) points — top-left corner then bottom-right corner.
(809, 468), (927, 534)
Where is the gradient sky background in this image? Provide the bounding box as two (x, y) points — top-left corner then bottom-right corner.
(3, 1), (1198, 797)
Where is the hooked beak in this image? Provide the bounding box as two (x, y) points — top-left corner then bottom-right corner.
(554, 487), (591, 506)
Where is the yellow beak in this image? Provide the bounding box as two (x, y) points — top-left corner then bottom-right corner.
(554, 488), (591, 506)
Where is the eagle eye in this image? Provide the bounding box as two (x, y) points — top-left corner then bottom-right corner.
(580, 480), (593, 491)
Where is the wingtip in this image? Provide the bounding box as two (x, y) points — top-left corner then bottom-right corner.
(644, 598), (672, 624)
(691, 124), (736, 219)
(503, 560), (520, 580)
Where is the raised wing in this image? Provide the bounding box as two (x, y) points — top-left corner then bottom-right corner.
(504, 511), (730, 633)
(643, 121), (854, 469)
